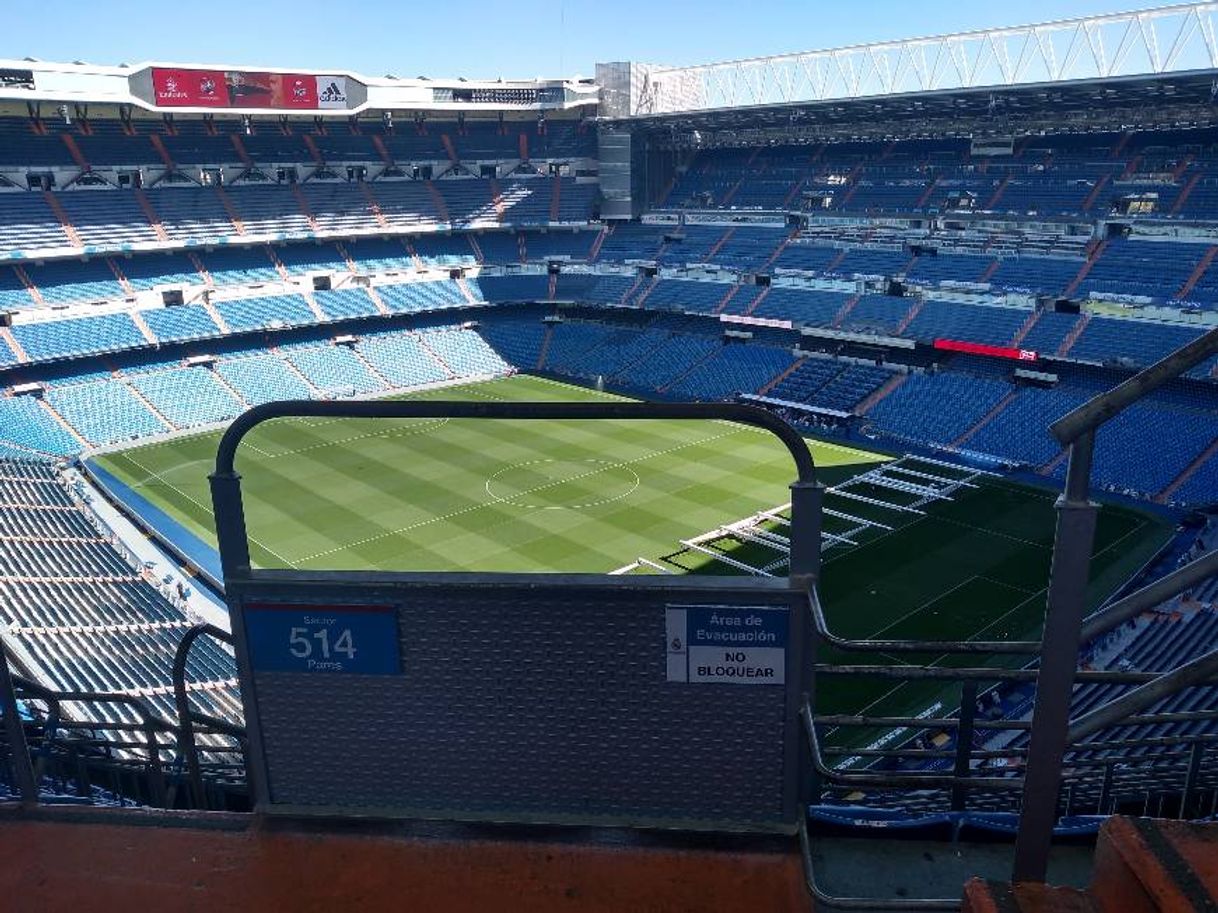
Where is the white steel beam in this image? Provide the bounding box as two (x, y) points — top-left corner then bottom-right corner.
(630, 3), (1218, 115)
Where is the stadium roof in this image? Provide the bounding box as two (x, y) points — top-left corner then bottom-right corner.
(599, 2), (1218, 119)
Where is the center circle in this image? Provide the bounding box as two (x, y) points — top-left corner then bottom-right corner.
(485, 459), (641, 511)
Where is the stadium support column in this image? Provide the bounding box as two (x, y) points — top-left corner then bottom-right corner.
(597, 125), (639, 220)
(1012, 433), (1099, 884)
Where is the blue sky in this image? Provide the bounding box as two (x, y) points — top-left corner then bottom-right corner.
(7, 1), (1182, 80)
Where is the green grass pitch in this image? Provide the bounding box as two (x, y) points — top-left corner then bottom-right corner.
(94, 374), (1172, 721)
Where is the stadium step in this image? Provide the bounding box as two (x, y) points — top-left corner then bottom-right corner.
(963, 880), (1099, 913)
(831, 293), (861, 328)
(1173, 170), (1204, 215)
(951, 389), (1019, 449)
(984, 176), (1011, 210)
(301, 133), (325, 166)
(712, 284), (741, 315)
(855, 373), (908, 415)
(133, 189), (171, 243)
(706, 227), (736, 261)
(187, 252), (215, 288)
(547, 272), (558, 300)
(210, 368), (251, 410)
(549, 174), (562, 222)
(762, 228), (800, 271)
(148, 132), (176, 169)
(977, 258), (1002, 284)
(300, 290), (326, 322)
(1081, 174), (1112, 213)
(415, 332), (455, 377)
(894, 297), (924, 335)
(11, 264), (45, 308)
(1039, 448), (1069, 477)
(517, 231), (528, 264)
(633, 277), (660, 308)
(1111, 130), (1134, 158)
(425, 180), (451, 223)
(657, 344), (720, 394)
(780, 177), (807, 210)
(128, 309), (158, 345)
(351, 347), (393, 389)
(229, 133), (255, 168)
(1010, 309), (1042, 347)
(1175, 245), (1218, 300)
(362, 285), (390, 315)
(214, 186), (246, 235)
(371, 134), (395, 166)
(1121, 153), (1144, 180)
(1091, 817), (1218, 913)
(1056, 312), (1092, 357)
(357, 182), (390, 229)
(488, 178), (506, 222)
(0, 326), (29, 362)
(59, 133), (90, 172)
(588, 225), (610, 262)
(1156, 435), (1218, 504)
(1062, 241), (1108, 298)
(535, 325), (554, 370)
(333, 241), (359, 274)
(440, 134), (460, 165)
(106, 257), (135, 296)
(915, 176), (941, 210)
(404, 239), (426, 271)
(1172, 153), (1195, 181)
(467, 234), (485, 264)
(518, 131), (529, 164)
(0, 811), (807, 913)
(274, 348), (324, 398)
(620, 274), (645, 306)
(742, 286), (771, 317)
(757, 358), (805, 396)
(456, 277), (477, 304)
(42, 191), (82, 247)
(198, 298), (229, 333)
(825, 248), (849, 274)
(267, 247), (293, 282)
(123, 381), (177, 432)
(289, 185), (320, 232)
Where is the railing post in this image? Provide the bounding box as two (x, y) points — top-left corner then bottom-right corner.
(951, 681), (978, 812)
(1013, 432), (1100, 884)
(0, 642), (38, 805)
(1181, 741), (1204, 819)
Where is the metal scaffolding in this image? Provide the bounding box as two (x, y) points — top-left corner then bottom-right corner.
(625, 2), (1218, 116)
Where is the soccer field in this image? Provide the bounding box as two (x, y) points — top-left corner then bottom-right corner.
(94, 374), (1172, 719)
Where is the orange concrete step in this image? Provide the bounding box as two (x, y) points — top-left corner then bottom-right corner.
(0, 810), (809, 913)
(1090, 817), (1218, 913)
(963, 878), (1100, 913)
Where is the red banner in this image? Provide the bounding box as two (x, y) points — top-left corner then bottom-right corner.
(151, 68), (227, 107)
(151, 68), (346, 109)
(934, 338), (1038, 362)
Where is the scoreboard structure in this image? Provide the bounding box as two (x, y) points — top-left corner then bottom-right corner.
(210, 400), (824, 834)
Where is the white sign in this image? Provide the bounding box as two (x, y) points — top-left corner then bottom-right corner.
(666, 605), (787, 685)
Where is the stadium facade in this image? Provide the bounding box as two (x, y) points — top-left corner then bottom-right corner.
(2, 5), (1218, 907)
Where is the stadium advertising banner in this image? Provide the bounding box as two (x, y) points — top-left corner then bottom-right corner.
(934, 338), (1038, 363)
(151, 68), (349, 109)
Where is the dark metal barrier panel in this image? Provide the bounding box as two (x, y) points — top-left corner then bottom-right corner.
(210, 400), (823, 834)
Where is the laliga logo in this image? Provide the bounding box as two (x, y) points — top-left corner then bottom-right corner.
(293, 79), (307, 99)
(198, 77), (216, 96)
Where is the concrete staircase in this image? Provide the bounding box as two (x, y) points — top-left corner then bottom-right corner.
(42, 191), (82, 247)
(133, 189), (171, 242)
(1062, 240), (1108, 298)
(951, 389), (1019, 449)
(12, 265), (45, 307)
(1010, 309), (1042, 348)
(855, 373), (907, 414)
(214, 187), (246, 235)
(1056, 313), (1092, 357)
(1175, 245), (1218, 300)
(964, 817), (1218, 913)
(1156, 436), (1218, 504)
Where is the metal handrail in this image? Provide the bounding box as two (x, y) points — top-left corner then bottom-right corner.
(172, 623), (242, 809)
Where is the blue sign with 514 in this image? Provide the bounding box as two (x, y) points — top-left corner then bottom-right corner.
(243, 602), (401, 675)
